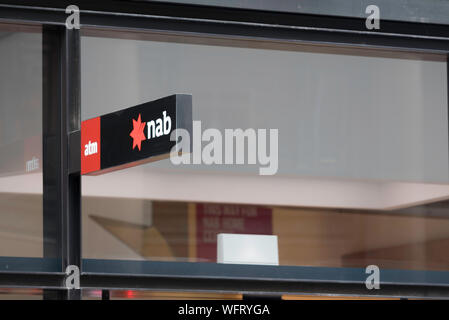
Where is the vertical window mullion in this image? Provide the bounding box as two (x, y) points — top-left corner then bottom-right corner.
(42, 25), (81, 300)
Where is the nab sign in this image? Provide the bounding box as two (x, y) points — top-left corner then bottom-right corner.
(81, 94), (192, 175)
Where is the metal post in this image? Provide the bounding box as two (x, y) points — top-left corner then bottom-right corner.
(42, 25), (81, 300)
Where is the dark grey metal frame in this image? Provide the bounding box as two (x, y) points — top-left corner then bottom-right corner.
(41, 25), (81, 300)
(0, 0), (448, 299)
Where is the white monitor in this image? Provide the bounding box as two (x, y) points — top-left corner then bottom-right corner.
(217, 233), (279, 266)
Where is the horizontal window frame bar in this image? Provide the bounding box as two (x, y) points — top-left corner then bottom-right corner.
(0, 0), (448, 35)
(0, 271), (448, 299)
(0, 2), (449, 298)
(81, 259), (449, 288)
(1, 258), (449, 298)
(0, 3), (448, 53)
(0, 272), (65, 289)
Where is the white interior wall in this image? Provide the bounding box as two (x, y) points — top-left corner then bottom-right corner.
(81, 36), (448, 183)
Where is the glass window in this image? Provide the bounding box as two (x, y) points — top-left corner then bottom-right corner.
(0, 24), (43, 260)
(81, 29), (449, 282)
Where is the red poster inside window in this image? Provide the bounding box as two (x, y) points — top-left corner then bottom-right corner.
(196, 203), (272, 262)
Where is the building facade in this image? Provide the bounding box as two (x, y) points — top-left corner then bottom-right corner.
(0, 0), (448, 299)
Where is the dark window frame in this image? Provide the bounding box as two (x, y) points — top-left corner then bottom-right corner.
(0, 1), (448, 299)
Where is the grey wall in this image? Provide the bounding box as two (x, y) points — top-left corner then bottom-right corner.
(0, 32), (41, 145)
(81, 36), (448, 183)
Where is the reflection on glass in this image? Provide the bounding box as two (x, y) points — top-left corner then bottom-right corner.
(83, 197), (449, 272)
(0, 25), (43, 258)
(81, 30), (449, 275)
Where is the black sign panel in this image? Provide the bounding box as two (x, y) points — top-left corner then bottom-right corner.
(81, 94), (192, 175)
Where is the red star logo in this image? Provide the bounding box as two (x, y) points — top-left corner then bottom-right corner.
(129, 113), (146, 151)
